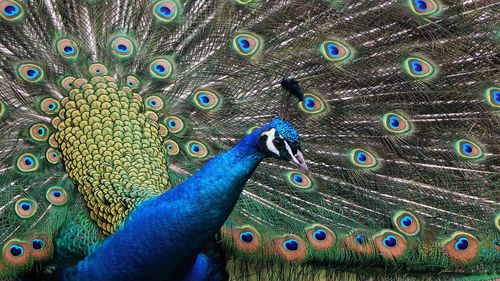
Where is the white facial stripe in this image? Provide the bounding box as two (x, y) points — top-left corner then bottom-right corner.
(284, 139), (294, 158)
(261, 128), (280, 156)
(284, 140), (301, 165)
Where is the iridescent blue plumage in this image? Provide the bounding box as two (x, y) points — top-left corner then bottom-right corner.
(62, 118), (302, 280)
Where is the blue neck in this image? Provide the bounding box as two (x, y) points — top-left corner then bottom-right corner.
(168, 127), (266, 218)
(65, 125), (270, 281)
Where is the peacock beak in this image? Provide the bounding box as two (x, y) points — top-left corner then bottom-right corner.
(289, 150), (309, 174)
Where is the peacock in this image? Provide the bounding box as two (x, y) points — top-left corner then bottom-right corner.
(0, 0), (498, 280)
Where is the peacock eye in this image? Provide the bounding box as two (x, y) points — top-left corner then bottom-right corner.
(313, 229), (327, 241)
(454, 237), (469, 251)
(283, 239), (299, 251)
(383, 235), (398, 248)
(9, 245), (24, 256)
(32, 239), (44, 250)
(273, 138), (285, 149)
(239, 231), (254, 243)
(355, 233), (368, 245)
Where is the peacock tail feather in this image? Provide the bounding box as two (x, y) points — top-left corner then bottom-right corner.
(0, 0), (498, 280)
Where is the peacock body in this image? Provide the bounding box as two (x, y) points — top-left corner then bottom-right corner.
(0, 0), (498, 280)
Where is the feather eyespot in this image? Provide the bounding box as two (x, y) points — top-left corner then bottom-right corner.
(383, 235), (397, 247)
(153, 0), (180, 22)
(342, 231), (375, 254)
(320, 40), (351, 62)
(46, 148), (61, 164)
(400, 216), (413, 228)
(393, 211), (420, 236)
(31, 238), (47, 258)
(306, 224), (335, 250)
(454, 237), (469, 251)
(185, 141), (208, 158)
(350, 149), (378, 168)
(126, 76), (140, 89)
(298, 93), (327, 115)
(404, 57), (435, 78)
(374, 231), (406, 258)
(29, 124), (49, 141)
(0, 1), (23, 21)
(15, 198), (37, 218)
(29, 235), (52, 260)
(149, 57), (174, 79)
(239, 232), (254, 243)
(382, 113), (411, 134)
(145, 96), (164, 111)
(46, 187), (68, 205)
(443, 232), (479, 263)
(164, 116), (184, 133)
(17, 153), (39, 172)
(408, 0), (439, 16)
(17, 63), (44, 82)
(193, 90), (221, 110)
(313, 229), (326, 241)
(455, 139), (483, 159)
(285, 171), (313, 189)
(232, 33), (262, 56)
(272, 236), (307, 262)
(57, 39), (79, 59)
(10, 244), (24, 256)
(31, 239), (44, 251)
(233, 226), (261, 252)
(3, 240), (29, 265)
(111, 37), (135, 58)
(40, 98), (61, 114)
(485, 87), (499, 108)
(283, 239), (299, 251)
(89, 64), (108, 76)
(355, 233), (369, 245)
(61, 77), (76, 90)
(165, 140), (179, 155)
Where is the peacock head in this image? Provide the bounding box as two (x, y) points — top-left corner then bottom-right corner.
(257, 117), (308, 173)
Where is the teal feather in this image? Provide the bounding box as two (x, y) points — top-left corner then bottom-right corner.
(0, 0), (499, 280)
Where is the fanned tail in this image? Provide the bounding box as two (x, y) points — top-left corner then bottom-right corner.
(0, 0), (498, 280)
